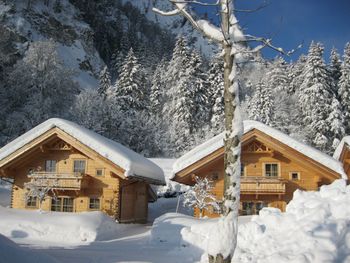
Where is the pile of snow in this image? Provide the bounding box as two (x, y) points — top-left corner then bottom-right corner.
(0, 118), (165, 185)
(0, 207), (123, 246)
(173, 120), (346, 179)
(149, 158), (189, 196)
(0, 234), (58, 263)
(150, 180), (350, 262)
(148, 197), (193, 222)
(0, 182), (11, 207)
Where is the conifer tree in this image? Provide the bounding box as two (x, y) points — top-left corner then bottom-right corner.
(288, 55), (307, 94)
(339, 43), (350, 133)
(248, 81), (273, 125)
(208, 55), (224, 134)
(98, 66), (111, 99)
(150, 59), (167, 114)
(265, 57), (289, 92)
(298, 42), (334, 150)
(329, 47), (342, 94)
(114, 48), (147, 111)
(189, 51), (210, 130)
(327, 97), (345, 150)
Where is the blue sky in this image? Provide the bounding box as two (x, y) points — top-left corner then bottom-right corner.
(195, 0), (350, 61)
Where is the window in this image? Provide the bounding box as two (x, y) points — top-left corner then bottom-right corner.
(51, 197), (74, 212)
(96, 169), (104, 177)
(264, 163), (279, 177)
(241, 163), (245, 177)
(45, 160), (56, 172)
(73, 160), (86, 174)
(51, 198), (62, 212)
(62, 198), (74, 212)
(89, 198), (100, 210)
(26, 196), (37, 208)
(290, 172), (300, 180)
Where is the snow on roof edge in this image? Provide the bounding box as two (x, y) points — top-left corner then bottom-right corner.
(172, 120), (346, 179)
(0, 118), (165, 184)
(333, 136), (350, 160)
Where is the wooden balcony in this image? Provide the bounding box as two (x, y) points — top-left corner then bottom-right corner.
(27, 172), (88, 190)
(241, 176), (286, 194)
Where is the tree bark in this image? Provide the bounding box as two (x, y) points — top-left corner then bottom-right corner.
(208, 1), (242, 262)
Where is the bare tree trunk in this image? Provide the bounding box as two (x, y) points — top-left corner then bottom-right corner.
(208, 2), (242, 262)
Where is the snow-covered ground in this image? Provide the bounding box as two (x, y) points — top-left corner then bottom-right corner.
(0, 207), (124, 246)
(151, 179), (350, 263)
(1, 180), (350, 262)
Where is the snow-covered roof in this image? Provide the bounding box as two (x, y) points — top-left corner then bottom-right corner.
(333, 136), (350, 160)
(173, 120), (346, 179)
(0, 118), (165, 185)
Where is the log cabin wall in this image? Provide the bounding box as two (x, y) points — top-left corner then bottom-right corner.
(188, 138), (335, 218)
(9, 146), (121, 218)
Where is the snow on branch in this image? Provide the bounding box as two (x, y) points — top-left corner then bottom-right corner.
(237, 35), (302, 56)
(153, 2), (224, 43)
(24, 169), (59, 210)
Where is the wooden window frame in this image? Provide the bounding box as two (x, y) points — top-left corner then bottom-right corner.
(289, 171), (300, 180)
(72, 159), (87, 174)
(51, 196), (74, 212)
(45, 160), (57, 173)
(89, 197), (101, 210)
(262, 162), (280, 178)
(95, 168), (104, 177)
(25, 196), (38, 209)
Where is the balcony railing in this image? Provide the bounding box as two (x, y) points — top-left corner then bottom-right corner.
(241, 176), (286, 194)
(27, 172), (88, 190)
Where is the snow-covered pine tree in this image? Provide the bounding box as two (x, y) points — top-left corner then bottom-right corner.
(162, 36), (195, 155)
(329, 47), (342, 95)
(208, 55), (225, 135)
(114, 48), (147, 111)
(265, 57), (290, 92)
(150, 59), (167, 114)
(183, 176), (220, 218)
(327, 97), (345, 151)
(339, 43), (350, 133)
(98, 66), (111, 99)
(248, 81), (274, 125)
(298, 42), (334, 151)
(288, 54), (307, 94)
(189, 50), (210, 131)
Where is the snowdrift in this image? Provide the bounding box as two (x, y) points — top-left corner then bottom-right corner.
(150, 180), (350, 262)
(0, 207), (122, 245)
(0, 234), (59, 263)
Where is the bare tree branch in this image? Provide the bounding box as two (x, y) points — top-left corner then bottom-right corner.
(153, 2), (224, 43)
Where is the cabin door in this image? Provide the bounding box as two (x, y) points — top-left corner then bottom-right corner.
(120, 182), (148, 223)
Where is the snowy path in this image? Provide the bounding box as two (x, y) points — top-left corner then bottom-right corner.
(23, 224), (200, 263)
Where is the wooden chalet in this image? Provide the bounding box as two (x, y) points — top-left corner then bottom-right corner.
(0, 118), (165, 223)
(333, 136), (350, 181)
(172, 121), (346, 217)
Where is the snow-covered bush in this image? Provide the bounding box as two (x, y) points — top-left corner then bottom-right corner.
(24, 171), (59, 210)
(183, 176), (220, 218)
